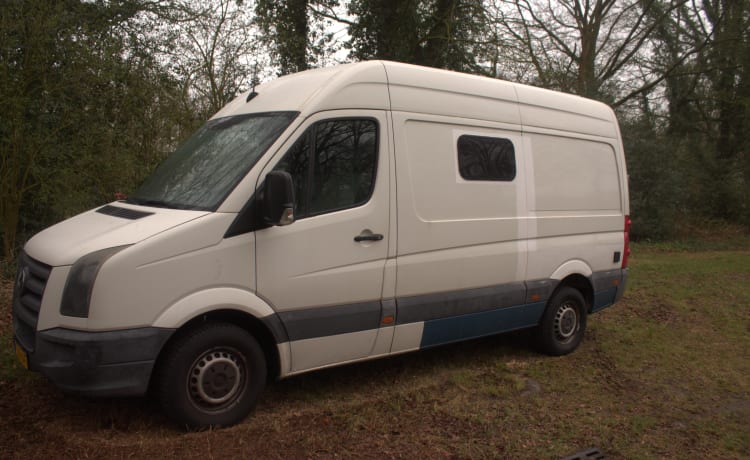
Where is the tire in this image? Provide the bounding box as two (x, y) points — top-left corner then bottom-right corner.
(535, 287), (587, 356)
(157, 322), (266, 430)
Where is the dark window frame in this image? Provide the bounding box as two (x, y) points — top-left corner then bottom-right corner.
(275, 117), (380, 220)
(457, 134), (517, 182)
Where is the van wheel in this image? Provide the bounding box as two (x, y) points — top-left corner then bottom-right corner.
(535, 287), (587, 356)
(157, 322), (266, 430)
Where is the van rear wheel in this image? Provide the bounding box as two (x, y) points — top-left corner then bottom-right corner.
(157, 322), (266, 430)
(535, 287), (587, 356)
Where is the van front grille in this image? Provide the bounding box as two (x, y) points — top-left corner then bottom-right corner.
(12, 252), (51, 352)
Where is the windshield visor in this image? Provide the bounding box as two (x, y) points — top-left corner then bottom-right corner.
(128, 112), (297, 210)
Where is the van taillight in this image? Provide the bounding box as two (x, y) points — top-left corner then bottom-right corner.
(622, 215), (631, 268)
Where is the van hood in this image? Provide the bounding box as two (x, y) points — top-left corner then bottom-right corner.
(24, 203), (210, 266)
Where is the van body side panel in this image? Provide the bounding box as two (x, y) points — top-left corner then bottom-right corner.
(285, 330), (380, 371)
(523, 125), (626, 283)
(391, 322), (424, 353)
(514, 84), (617, 139)
(390, 112), (529, 351)
(384, 62), (520, 125)
(530, 135), (621, 211)
(516, 87), (628, 309)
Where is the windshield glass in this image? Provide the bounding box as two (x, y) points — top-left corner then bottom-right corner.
(128, 112), (297, 210)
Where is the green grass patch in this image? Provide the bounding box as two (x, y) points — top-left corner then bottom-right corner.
(0, 246), (748, 458)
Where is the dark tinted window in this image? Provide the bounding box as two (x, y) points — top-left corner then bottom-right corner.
(274, 131), (311, 217)
(457, 135), (516, 181)
(275, 119), (377, 218)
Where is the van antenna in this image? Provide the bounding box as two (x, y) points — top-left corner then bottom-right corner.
(247, 62), (259, 103)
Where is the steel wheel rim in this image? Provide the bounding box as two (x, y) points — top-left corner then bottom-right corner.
(554, 302), (578, 342)
(187, 347), (247, 412)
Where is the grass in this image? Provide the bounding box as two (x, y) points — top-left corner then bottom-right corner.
(1, 239), (749, 459)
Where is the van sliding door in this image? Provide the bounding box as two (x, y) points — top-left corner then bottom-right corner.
(390, 114), (530, 352)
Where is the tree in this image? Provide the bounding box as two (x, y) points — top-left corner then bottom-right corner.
(347, 0), (422, 63)
(255, 0), (342, 75)
(165, 0), (261, 117)
(644, 0), (749, 223)
(702, 0), (750, 221)
(488, 0), (689, 104)
(256, 0), (310, 74)
(0, 0), (191, 262)
(347, 0), (486, 72)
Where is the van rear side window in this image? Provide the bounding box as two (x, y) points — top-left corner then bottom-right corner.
(457, 135), (516, 181)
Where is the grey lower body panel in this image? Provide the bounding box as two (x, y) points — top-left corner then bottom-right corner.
(396, 282), (528, 325)
(24, 327), (175, 397)
(277, 300), (381, 341)
(592, 268), (628, 312)
(271, 269), (628, 346)
(614, 268), (628, 303)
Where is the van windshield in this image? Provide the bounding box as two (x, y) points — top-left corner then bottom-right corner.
(128, 112), (297, 211)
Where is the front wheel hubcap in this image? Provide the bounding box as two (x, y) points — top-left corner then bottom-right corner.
(188, 348), (245, 409)
(554, 303), (578, 341)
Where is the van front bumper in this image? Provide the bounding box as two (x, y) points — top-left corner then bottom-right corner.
(18, 327), (174, 397)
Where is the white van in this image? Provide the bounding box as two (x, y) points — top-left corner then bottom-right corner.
(12, 61), (630, 428)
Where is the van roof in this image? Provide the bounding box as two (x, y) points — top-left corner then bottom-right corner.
(213, 60), (618, 139)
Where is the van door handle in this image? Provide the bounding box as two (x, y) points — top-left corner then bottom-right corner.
(354, 232), (384, 242)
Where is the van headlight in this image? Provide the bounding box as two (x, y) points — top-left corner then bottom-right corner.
(60, 245), (130, 318)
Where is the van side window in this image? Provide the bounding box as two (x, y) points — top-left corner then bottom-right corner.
(457, 135), (516, 181)
(275, 119), (378, 218)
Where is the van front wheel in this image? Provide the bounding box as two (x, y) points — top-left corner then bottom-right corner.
(157, 322), (266, 430)
(535, 287), (587, 356)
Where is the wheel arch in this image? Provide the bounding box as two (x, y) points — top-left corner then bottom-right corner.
(548, 260), (595, 312)
(553, 274), (594, 313)
(162, 309), (282, 381)
(151, 288), (287, 385)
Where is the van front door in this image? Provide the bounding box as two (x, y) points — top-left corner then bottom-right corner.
(256, 111), (390, 372)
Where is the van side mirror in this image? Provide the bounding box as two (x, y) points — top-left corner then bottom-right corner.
(262, 171), (295, 226)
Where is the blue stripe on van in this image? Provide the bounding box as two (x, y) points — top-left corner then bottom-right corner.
(419, 301), (546, 349)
